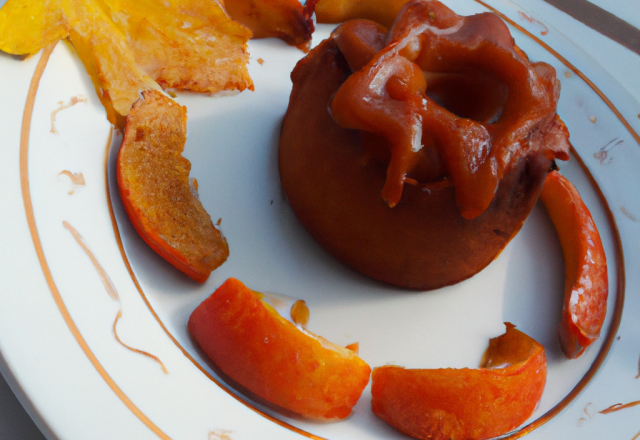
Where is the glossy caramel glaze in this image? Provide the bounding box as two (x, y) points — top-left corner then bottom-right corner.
(331, 0), (570, 217)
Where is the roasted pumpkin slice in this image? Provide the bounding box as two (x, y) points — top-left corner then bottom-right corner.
(117, 90), (229, 283)
(188, 277), (371, 420)
(540, 170), (608, 358)
(371, 323), (547, 440)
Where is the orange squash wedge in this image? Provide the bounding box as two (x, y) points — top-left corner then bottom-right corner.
(117, 90), (229, 283)
(371, 323), (546, 440)
(188, 277), (371, 420)
(540, 170), (608, 358)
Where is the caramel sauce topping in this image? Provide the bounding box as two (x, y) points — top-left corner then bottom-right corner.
(329, 0), (571, 218)
(290, 299), (310, 327)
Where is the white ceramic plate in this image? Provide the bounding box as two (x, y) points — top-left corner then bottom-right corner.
(1, 0), (639, 439)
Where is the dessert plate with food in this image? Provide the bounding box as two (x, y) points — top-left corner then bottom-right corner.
(0, 0), (638, 439)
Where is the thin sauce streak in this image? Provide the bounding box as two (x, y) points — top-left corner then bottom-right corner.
(208, 430), (233, 440)
(599, 400), (640, 414)
(578, 402), (596, 426)
(517, 11), (549, 35)
(62, 221), (167, 374)
(62, 221), (119, 301)
(593, 138), (623, 165)
(113, 311), (168, 374)
(20, 43), (170, 440)
(50, 95), (87, 134)
(58, 170), (85, 195)
(621, 206), (638, 222)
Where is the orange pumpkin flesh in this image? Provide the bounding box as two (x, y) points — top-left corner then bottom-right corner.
(371, 323), (547, 440)
(540, 171), (608, 358)
(117, 90), (229, 283)
(187, 278), (371, 420)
